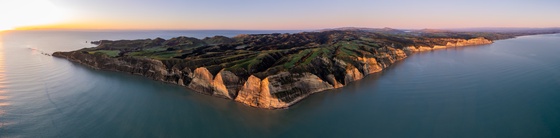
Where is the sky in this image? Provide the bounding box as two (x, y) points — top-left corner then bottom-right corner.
(1, 0), (559, 30)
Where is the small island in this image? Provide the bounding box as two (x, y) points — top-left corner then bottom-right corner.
(53, 28), (559, 109)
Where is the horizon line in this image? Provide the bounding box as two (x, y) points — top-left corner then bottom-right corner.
(6, 26), (560, 32)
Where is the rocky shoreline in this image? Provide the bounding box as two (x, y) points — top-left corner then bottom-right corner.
(53, 30), (502, 109)
(53, 29), (498, 109)
(53, 46), (409, 109)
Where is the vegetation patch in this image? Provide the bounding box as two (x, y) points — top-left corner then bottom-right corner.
(88, 50), (119, 57)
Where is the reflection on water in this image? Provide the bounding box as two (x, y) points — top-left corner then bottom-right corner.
(0, 31), (559, 137)
(0, 36), (7, 126)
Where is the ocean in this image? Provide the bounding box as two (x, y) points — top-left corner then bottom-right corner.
(0, 30), (559, 137)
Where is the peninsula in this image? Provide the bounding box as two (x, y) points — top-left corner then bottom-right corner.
(53, 28), (559, 109)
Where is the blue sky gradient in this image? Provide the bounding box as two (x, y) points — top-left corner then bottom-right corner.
(29, 0), (560, 29)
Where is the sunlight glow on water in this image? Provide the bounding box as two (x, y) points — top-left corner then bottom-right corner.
(0, 37), (7, 128)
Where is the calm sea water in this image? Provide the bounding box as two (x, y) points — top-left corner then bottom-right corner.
(0, 30), (559, 137)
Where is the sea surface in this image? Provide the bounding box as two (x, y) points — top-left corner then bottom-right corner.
(0, 30), (559, 137)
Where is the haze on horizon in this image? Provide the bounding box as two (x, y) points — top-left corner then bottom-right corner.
(0, 0), (559, 31)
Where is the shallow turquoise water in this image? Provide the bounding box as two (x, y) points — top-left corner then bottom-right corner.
(0, 31), (559, 137)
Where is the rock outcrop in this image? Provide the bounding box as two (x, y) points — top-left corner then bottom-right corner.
(212, 70), (243, 99)
(188, 67), (214, 94)
(404, 37), (493, 52)
(235, 75), (268, 107)
(357, 57), (383, 75)
(53, 30), (505, 109)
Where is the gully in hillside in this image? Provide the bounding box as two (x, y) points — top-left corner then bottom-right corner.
(53, 29), (558, 109)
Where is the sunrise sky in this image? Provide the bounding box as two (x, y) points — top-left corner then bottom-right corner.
(1, 0), (559, 31)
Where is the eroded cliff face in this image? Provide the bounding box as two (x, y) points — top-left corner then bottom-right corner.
(357, 57), (383, 75)
(52, 51), (171, 81)
(375, 47), (408, 68)
(188, 67), (214, 94)
(235, 75), (265, 107)
(52, 32), (495, 109)
(234, 72), (335, 109)
(446, 37), (493, 47)
(326, 74), (344, 88)
(212, 70), (243, 99)
(52, 45), (413, 109)
(264, 72), (333, 108)
(344, 66), (364, 84)
(404, 37), (493, 52)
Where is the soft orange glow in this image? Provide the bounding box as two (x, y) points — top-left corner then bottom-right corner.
(0, 0), (68, 31)
(1, 1), (558, 31)
(0, 36), (5, 91)
(0, 37), (6, 115)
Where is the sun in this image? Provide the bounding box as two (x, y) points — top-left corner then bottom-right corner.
(0, 0), (67, 31)
(0, 26), (13, 32)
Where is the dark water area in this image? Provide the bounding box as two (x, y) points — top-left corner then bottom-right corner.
(0, 30), (559, 137)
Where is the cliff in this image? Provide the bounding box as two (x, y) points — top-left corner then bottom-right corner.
(403, 37), (493, 52)
(53, 30), (498, 109)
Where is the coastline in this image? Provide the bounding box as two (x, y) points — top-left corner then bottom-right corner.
(269, 38), (496, 109)
(52, 32), (499, 109)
